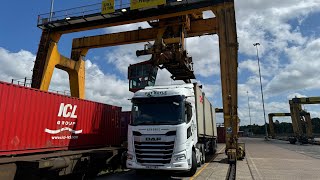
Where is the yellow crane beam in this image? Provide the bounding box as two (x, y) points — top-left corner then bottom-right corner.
(292, 97), (320, 104)
(71, 18), (218, 50)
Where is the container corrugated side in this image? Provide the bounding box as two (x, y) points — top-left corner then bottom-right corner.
(211, 106), (218, 137)
(0, 81), (123, 156)
(120, 111), (131, 143)
(194, 84), (204, 136)
(204, 97), (214, 136)
(194, 84), (215, 137)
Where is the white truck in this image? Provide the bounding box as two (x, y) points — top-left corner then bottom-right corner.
(126, 83), (217, 176)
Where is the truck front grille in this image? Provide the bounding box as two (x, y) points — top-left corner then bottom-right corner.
(134, 141), (174, 165)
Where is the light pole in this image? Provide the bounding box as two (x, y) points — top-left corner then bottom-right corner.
(247, 91), (252, 136)
(49, 0), (55, 22)
(253, 43), (269, 140)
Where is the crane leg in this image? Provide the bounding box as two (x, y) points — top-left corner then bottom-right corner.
(31, 31), (86, 98)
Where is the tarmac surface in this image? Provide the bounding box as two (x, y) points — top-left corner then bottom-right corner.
(95, 138), (320, 180)
(240, 137), (320, 180)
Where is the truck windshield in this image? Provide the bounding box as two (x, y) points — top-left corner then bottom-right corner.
(131, 95), (184, 125)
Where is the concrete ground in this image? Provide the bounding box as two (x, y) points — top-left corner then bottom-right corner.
(191, 144), (247, 180)
(241, 137), (320, 180)
(188, 144), (229, 180)
(192, 138), (320, 180)
(94, 138), (320, 180)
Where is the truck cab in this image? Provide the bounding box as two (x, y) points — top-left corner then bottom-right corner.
(126, 84), (217, 176)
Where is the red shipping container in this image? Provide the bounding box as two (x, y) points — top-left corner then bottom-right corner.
(217, 126), (226, 143)
(0, 81), (125, 156)
(120, 111), (132, 143)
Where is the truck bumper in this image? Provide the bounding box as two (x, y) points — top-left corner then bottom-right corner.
(126, 160), (190, 171)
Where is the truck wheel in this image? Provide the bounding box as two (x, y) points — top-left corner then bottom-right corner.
(121, 151), (127, 169)
(209, 140), (217, 155)
(187, 151), (197, 177)
(201, 147), (206, 164)
(289, 137), (297, 144)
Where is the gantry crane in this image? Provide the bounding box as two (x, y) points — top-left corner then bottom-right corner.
(289, 97), (319, 144)
(268, 111), (311, 140)
(33, 0), (243, 162)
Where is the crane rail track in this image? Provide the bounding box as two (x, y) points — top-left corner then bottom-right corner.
(226, 163), (236, 180)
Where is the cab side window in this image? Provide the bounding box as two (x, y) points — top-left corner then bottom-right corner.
(185, 102), (192, 123)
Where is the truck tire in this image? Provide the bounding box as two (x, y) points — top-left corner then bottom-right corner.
(209, 140), (217, 155)
(121, 151), (127, 169)
(289, 137), (297, 144)
(186, 151), (197, 177)
(201, 147), (206, 164)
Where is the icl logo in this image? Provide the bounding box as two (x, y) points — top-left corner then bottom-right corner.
(44, 103), (82, 135)
(57, 103), (77, 118)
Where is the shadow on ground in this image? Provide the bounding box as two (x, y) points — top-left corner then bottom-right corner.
(94, 169), (187, 180)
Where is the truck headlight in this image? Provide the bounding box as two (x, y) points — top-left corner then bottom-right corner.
(174, 154), (186, 161)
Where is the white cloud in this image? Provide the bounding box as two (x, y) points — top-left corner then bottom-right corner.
(307, 108), (320, 119)
(186, 36), (220, 77)
(238, 83), (258, 99)
(235, 0), (320, 73)
(233, 0), (320, 125)
(266, 38), (320, 94)
(0, 47), (133, 111)
(155, 69), (185, 86)
(0, 47), (34, 82)
(85, 60), (133, 110)
(201, 84), (220, 99)
(105, 43), (149, 75)
(49, 69), (70, 93)
(239, 59), (259, 75)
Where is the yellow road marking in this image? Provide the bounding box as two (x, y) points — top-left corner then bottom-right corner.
(190, 146), (225, 180)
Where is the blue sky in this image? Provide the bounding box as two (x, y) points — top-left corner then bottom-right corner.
(1, 0), (320, 125)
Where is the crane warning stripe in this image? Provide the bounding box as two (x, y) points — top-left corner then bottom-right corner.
(130, 0), (166, 10)
(101, 0), (115, 14)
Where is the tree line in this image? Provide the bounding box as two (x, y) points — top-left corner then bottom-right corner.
(239, 118), (320, 135)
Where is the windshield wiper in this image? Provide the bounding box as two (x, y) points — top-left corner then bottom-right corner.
(135, 121), (156, 125)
